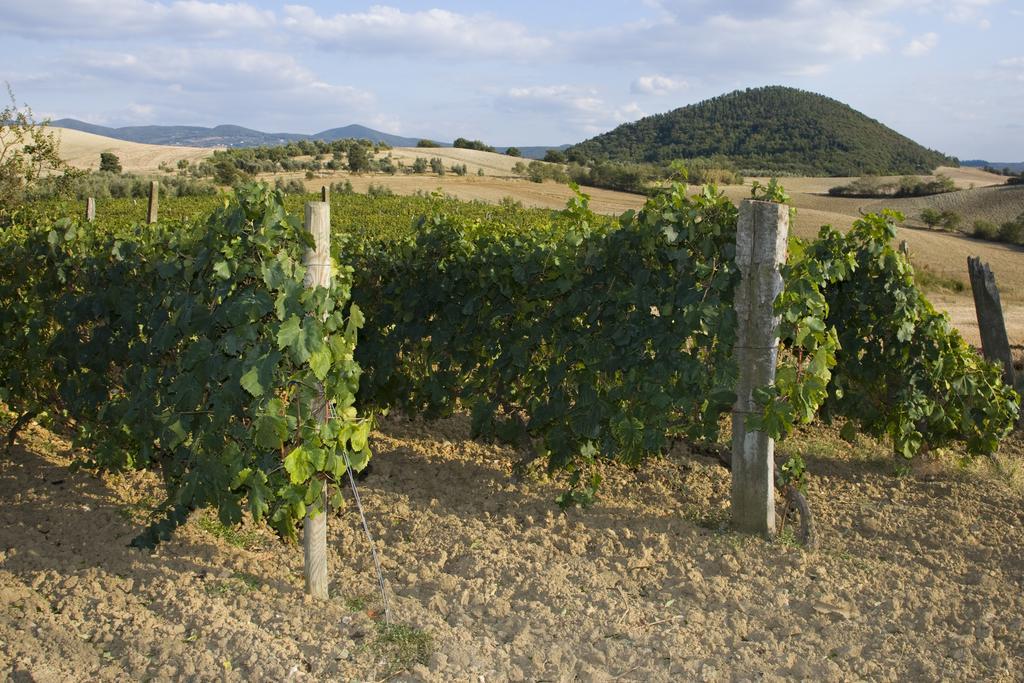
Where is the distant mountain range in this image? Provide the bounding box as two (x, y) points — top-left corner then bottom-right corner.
(49, 118), (566, 159)
(962, 160), (1024, 174)
(568, 86), (956, 176)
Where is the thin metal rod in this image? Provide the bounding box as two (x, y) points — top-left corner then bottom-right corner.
(328, 402), (392, 623)
(342, 447), (391, 624)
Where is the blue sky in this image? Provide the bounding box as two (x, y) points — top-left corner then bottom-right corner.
(2, 0), (1022, 159)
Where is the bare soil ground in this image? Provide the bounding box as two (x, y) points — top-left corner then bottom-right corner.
(2, 410), (1023, 682)
(51, 128), (216, 173)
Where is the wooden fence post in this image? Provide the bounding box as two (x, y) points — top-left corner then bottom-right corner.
(321, 185), (329, 203)
(967, 257), (1016, 390)
(732, 200), (789, 536)
(303, 200), (331, 599)
(85, 197), (95, 222)
(146, 181), (159, 224)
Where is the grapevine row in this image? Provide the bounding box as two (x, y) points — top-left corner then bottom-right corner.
(0, 181), (1017, 540)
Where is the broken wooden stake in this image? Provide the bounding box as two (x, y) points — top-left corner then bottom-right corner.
(967, 256), (1016, 390)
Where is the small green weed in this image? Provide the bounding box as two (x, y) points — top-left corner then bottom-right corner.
(342, 594), (370, 612)
(371, 622), (432, 674)
(775, 525), (802, 549)
(204, 571), (262, 597)
(195, 513), (264, 550)
(913, 264), (966, 293)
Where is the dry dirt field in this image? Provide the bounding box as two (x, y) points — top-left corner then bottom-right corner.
(50, 127), (216, 173)
(296, 170), (646, 217)
(386, 147), (527, 176)
(2, 409), (1023, 682)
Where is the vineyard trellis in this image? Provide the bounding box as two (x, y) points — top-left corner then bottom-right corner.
(0, 180), (1019, 598)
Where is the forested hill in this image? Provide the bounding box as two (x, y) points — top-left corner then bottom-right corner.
(567, 86), (956, 176)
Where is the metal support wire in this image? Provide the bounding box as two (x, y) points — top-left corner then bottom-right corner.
(327, 401), (392, 624)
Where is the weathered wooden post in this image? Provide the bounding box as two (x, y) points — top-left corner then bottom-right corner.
(732, 200), (789, 536)
(967, 256), (1016, 390)
(303, 200), (331, 599)
(321, 185), (329, 203)
(85, 197), (95, 222)
(899, 240), (909, 257)
(146, 181), (159, 224)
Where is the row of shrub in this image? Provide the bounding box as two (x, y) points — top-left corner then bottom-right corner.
(520, 158), (744, 195)
(830, 174), (956, 198)
(915, 207), (1024, 246)
(971, 213), (1024, 245)
(27, 170), (217, 200)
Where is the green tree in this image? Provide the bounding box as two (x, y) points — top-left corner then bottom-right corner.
(411, 157), (428, 174)
(973, 220), (998, 240)
(429, 157), (445, 175)
(416, 139), (440, 148)
(920, 208), (943, 229)
(453, 137), (495, 153)
(997, 213), (1024, 244)
(99, 152), (122, 173)
(0, 85), (68, 212)
(921, 208), (961, 231)
(347, 144), (371, 173)
(505, 147), (521, 157)
(214, 159), (241, 185)
(939, 210), (961, 232)
(543, 149), (566, 163)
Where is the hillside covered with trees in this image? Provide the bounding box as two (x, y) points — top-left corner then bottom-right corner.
(568, 86), (956, 176)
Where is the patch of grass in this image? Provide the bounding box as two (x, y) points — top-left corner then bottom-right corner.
(782, 425), (890, 471)
(195, 513), (264, 550)
(970, 452), (1024, 495)
(371, 622), (432, 675)
(679, 503), (730, 532)
(913, 264), (966, 293)
(204, 571), (263, 597)
(775, 525), (802, 549)
(342, 594), (370, 612)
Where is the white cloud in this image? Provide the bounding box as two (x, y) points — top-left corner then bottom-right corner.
(500, 86), (603, 114)
(561, 2), (899, 78)
(68, 47), (371, 101)
(45, 46), (376, 127)
(995, 56), (1024, 82)
(612, 102), (645, 122)
(494, 85), (645, 138)
(281, 5), (550, 59)
(787, 63), (830, 77)
(631, 75), (687, 96)
(562, 1), (1002, 78)
(903, 32), (939, 57)
(0, 0), (275, 40)
(126, 103), (156, 119)
(938, 0), (1000, 24)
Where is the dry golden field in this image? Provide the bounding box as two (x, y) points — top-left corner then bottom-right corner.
(386, 146), (527, 175)
(50, 127), (216, 172)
